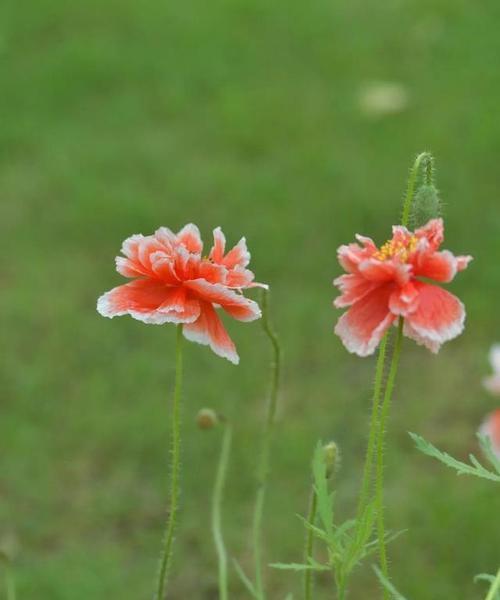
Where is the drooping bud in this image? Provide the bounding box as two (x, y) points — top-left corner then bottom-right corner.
(410, 184), (442, 228)
(196, 408), (218, 430)
(323, 441), (340, 478)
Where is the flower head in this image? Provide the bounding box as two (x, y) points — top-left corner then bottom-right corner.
(97, 224), (266, 364)
(483, 344), (500, 396)
(333, 218), (472, 356)
(479, 409), (500, 459)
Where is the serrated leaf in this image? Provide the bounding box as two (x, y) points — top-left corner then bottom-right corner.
(478, 434), (500, 475)
(296, 514), (328, 542)
(409, 433), (500, 483)
(373, 566), (409, 600)
(312, 442), (335, 536)
(270, 562), (329, 572)
(233, 559), (259, 599)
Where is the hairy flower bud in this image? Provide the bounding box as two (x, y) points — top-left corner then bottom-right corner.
(410, 184), (442, 228)
(323, 441), (340, 478)
(196, 408), (218, 430)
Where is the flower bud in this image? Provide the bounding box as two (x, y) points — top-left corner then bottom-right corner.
(410, 184), (442, 228)
(196, 408), (218, 430)
(323, 441), (340, 478)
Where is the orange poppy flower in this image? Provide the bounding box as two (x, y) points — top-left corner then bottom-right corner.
(333, 218), (472, 356)
(97, 224), (266, 364)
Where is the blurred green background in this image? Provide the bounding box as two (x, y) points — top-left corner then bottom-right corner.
(2, 0), (500, 598)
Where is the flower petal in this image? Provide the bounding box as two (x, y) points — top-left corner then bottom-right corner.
(457, 255), (473, 272)
(337, 238), (376, 274)
(403, 282), (465, 353)
(97, 279), (193, 324)
(490, 344), (500, 374)
(334, 285), (395, 357)
(223, 237), (251, 268)
(183, 301), (239, 364)
(412, 249), (458, 282)
(389, 281), (419, 316)
(333, 274), (377, 308)
(177, 224), (203, 254)
(415, 218), (444, 250)
(209, 227), (226, 263)
(185, 279), (261, 322)
(358, 258), (411, 286)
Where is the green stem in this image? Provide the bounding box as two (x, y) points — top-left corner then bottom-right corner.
(155, 324), (184, 600)
(485, 568), (500, 600)
(374, 319), (404, 595)
(303, 489), (318, 600)
(356, 334), (389, 522)
(0, 553), (16, 600)
(212, 423), (233, 600)
(401, 152), (434, 227)
(252, 289), (282, 599)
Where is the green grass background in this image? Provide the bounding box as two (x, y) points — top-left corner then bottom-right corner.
(2, 0), (500, 598)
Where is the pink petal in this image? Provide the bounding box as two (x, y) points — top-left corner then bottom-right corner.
(457, 255), (473, 272)
(154, 226), (176, 251)
(185, 279), (261, 322)
(337, 238), (376, 274)
(333, 274), (377, 308)
(412, 249), (458, 283)
(223, 237), (251, 269)
(403, 282), (465, 353)
(115, 256), (149, 278)
(121, 234), (144, 259)
(97, 280), (192, 324)
(225, 266), (256, 288)
(415, 218), (444, 250)
(334, 285), (396, 357)
(150, 252), (181, 285)
(183, 301), (239, 364)
(177, 224), (203, 254)
(389, 281), (419, 316)
(358, 259), (411, 286)
(483, 375), (500, 396)
(209, 227), (226, 263)
(157, 287), (201, 323)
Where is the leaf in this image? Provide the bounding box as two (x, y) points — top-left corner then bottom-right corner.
(312, 442), (335, 537)
(233, 559), (259, 599)
(295, 514), (328, 542)
(409, 433), (500, 483)
(373, 566), (409, 600)
(478, 434), (500, 475)
(475, 572), (500, 600)
(270, 561), (329, 572)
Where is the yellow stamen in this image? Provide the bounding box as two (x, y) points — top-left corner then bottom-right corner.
(373, 235), (417, 262)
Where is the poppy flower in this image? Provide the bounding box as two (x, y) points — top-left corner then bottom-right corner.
(483, 344), (500, 396)
(97, 224), (266, 364)
(479, 408), (500, 459)
(333, 218), (472, 357)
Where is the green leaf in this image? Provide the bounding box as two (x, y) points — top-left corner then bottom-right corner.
(270, 561), (329, 572)
(295, 514), (328, 542)
(312, 442), (335, 537)
(475, 572), (500, 600)
(232, 559), (259, 599)
(409, 433), (500, 483)
(478, 434), (500, 475)
(373, 566), (409, 600)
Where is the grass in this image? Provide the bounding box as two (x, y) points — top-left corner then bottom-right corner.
(1, 0), (500, 598)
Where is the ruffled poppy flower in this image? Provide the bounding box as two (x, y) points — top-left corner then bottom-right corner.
(97, 224), (266, 364)
(479, 409), (500, 459)
(483, 344), (500, 396)
(333, 218), (472, 357)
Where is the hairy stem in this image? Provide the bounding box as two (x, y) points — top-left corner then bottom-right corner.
(252, 289), (282, 599)
(303, 489), (318, 600)
(155, 324), (184, 600)
(374, 319), (404, 595)
(356, 334), (389, 522)
(485, 568), (500, 600)
(212, 423), (233, 600)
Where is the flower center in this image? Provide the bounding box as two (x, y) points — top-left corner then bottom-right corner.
(373, 235), (417, 262)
